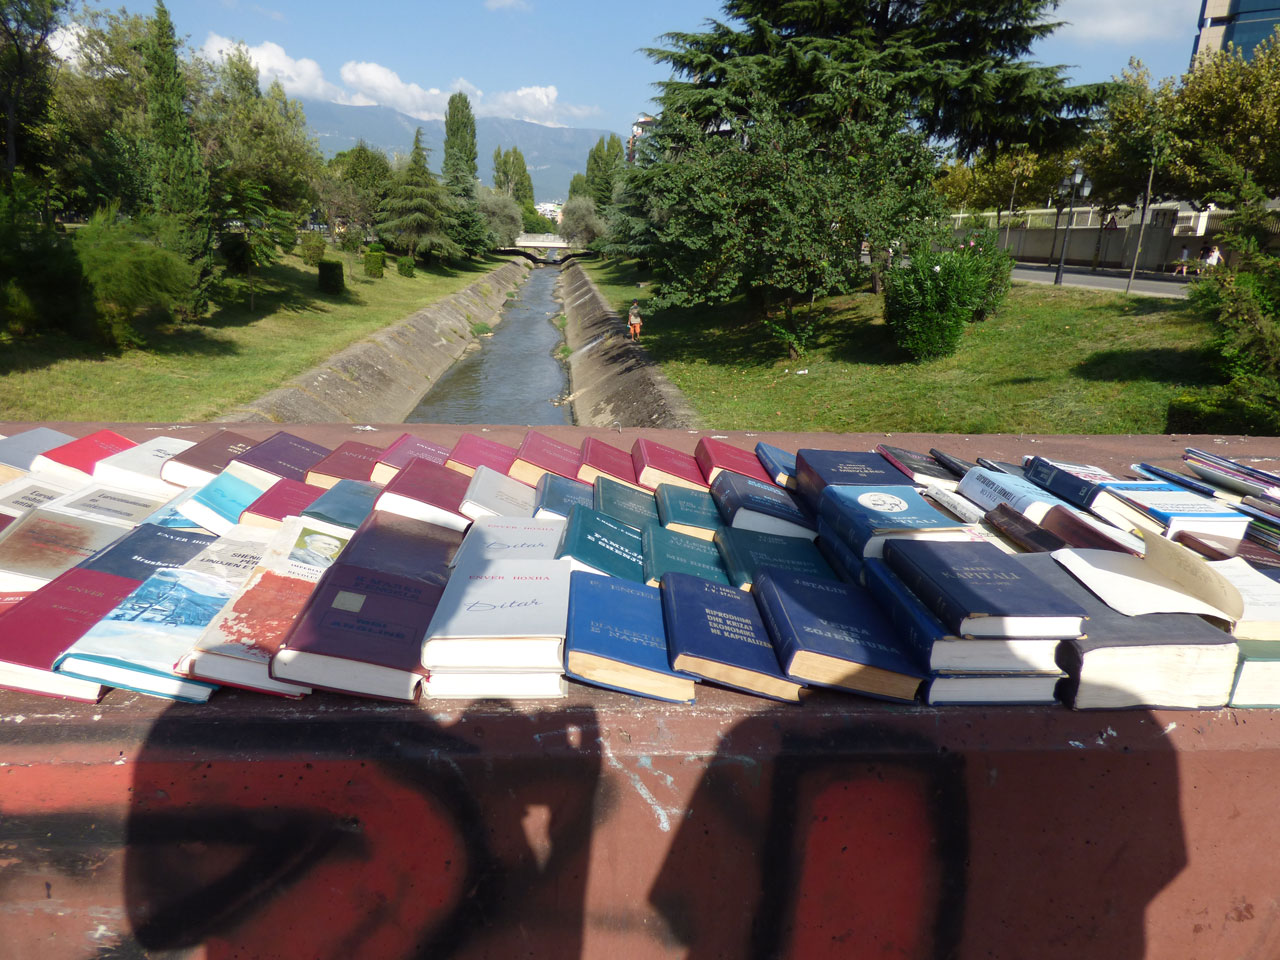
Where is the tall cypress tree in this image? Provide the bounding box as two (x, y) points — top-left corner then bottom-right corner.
(142, 0), (212, 316)
(442, 92), (478, 196)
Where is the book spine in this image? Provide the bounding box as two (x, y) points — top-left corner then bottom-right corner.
(1023, 458), (1097, 508)
(816, 496), (874, 555)
(750, 573), (800, 670)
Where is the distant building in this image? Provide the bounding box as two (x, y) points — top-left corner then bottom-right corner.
(627, 116), (655, 164)
(1193, 0), (1280, 63)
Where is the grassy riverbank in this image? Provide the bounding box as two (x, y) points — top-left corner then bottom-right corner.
(580, 259), (1221, 435)
(0, 253), (515, 422)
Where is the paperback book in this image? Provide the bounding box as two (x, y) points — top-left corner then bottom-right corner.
(92, 436), (195, 499)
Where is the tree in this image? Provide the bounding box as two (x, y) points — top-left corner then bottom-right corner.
(442, 91), (477, 195)
(649, 0), (1106, 159)
(142, 0), (213, 316)
(0, 0), (67, 187)
(321, 140), (391, 234)
(567, 171), (590, 200)
(377, 127), (460, 262)
(477, 186), (521, 247)
(585, 134), (624, 209)
(559, 196), (604, 248)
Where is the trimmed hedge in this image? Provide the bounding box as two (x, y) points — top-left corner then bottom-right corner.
(318, 259), (344, 295)
(364, 250), (385, 278)
(397, 257), (415, 278)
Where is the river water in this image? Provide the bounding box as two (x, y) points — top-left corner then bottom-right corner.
(405, 265), (570, 425)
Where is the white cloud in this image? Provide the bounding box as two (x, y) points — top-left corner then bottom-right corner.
(339, 61), (451, 120)
(48, 23), (85, 63)
(485, 0), (532, 10)
(1048, 0), (1202, 44)
(201, 32), (348, 101)
(475, 85), (600, 126)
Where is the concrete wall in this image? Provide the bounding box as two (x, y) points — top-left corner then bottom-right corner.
(997, 225), (1195, 272)
(217, 258), (533, 424)
(557, 262), (699, 429)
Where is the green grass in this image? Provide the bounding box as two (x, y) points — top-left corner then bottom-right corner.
(579, 258), (1223, 434)
(0, 253), (516, 421)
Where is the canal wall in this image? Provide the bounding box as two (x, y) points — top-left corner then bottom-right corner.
(217, 258), (533, 424)
(558, 262), (700, 429)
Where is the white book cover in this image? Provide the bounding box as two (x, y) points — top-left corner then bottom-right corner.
(958, 467), (1065, 523)
(460, 465), (536, 521)
(449, 516), (566, 571)
(55, 528), (271, 701)
(0, 474), (76, 520)
(93, 436), (196, 499)
(922, 484), (987, 524)
(427, 557), (571, 641)
(42, 483), (172, 529)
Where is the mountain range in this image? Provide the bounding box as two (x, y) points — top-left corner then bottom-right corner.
(298, 97), (621, 203)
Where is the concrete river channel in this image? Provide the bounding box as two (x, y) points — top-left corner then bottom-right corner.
(405, 264), (570, 425)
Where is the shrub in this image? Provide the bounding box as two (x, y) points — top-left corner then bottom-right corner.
(364, 250), (385, 278)
(368, 241), (384, 253)
(397, 257), (415, 278)
(278, 230), (297, 256)
(219, 233), (251, 275)
(956, 227), (1014, 321)
(883, 249), (986, 360)
(471, 321), (492, 336)
(1189, 252), (1280, 381)
(1166, 378), (1280, 435)
(338, 229), (362, 253)
(318, 259), (344, 295)
(300, 232), (326, 266)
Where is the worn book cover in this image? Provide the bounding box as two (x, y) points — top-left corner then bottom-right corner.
(225, 430), (332, 488)
(565, 572), (695, 703)
(711, 471), (816, 539)
(161, 429), (257, 488)
(654, 484), (723, 542)
(594, 475), (659, 530)
(577, 437), (642, 489)
(694, 437), (774, 486)
(0, 510), (130, 591)
(0, 474), (76, 522)
(660, 572), (802, 702)
(176, 471), (267, 536)
(450, 516), (565, 573)
(301, 479), (381, 531)
(554, 505), (645, 582)
(370, 433), (451, 484)
(92, 436), (195, 499)
(43, 484), (172, 529)
(957, 467), (1070, 524)
(754, 441), (798, 489)
(241, 478), (327, 529)
(643, 523), (731, 587)
(375, 457), (473, 531)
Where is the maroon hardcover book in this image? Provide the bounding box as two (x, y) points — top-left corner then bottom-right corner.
(694, 437), (775, 486)
(375, 457), (473, 532)
(241, 478), (327, 529)
(341, 511), (464, 587)
(509, 431), (581, 486)
(271, 562), (446, 702)
(631, 438), (708, 492)
(226, 431), (333, 487)
(370, 433), (451, 484)
(444, 434), (518, 478)
(160, 430), (258, 488)
(577, 437), (643, 489)
(305, 441), (384, 489)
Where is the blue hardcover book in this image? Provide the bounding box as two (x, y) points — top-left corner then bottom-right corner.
(882, 539), (1086, 639)
(862, 557), (1063, 675)
(818, 484), (961, 557)
(176, 471), (266, 536)
(534, 472), (594, 520)
(301, 478), (380, 530)
(754, 441), (797, 489)
(794, 449), (902, 512)
(710, 470), (815, 539)
(659, 572), (802, 702)
(814, 518), (865, 585)
(564, 572), (696, 703)
(752, 567), (926, 702)
(1022, 457), (1121, 509)
(1131, 462), (1222, 499)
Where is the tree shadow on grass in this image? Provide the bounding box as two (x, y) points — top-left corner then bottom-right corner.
(1073, 346), (1224, 386)
(205, 262), (364, 328)
(1081, 295), (1198, 321)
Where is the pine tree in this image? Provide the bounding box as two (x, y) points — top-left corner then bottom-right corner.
(377, 128), (461, 263)
(142, 0), (213, 316)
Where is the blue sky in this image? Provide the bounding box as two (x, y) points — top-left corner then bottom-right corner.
(100, 0), (1206, 137)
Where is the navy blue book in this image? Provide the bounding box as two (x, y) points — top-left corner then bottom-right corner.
(1132, 462), (1222, 499)
(794, 449), (902, 512)
(882, 539), (1086, 639)
(660, 572), (802, 702)
(302, 479), (381, 530)
(818, 484), (961, 557)
(753, 568), (925, 702)
(564, 572), (696, 703)
(861, 557), (1062, 675)
(815, 518), (864, 585)
(1022, 456), (1121, 509)
(754, 441), (797, 489)
(709, 470), (815, 539)
(534, 472), (594, 520)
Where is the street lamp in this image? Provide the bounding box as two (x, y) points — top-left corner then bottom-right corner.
(1055, 164), (1092, 285)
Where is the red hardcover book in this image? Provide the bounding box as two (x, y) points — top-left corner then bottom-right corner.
(694, 437), (775, 486)
(375, 457), (473, 532)
(370, 433), (451, 484)
(304, 440), (384, 489)
(577, 437), (644, 490)
(241, 478), (327, 529)
(0, 525), (214, 700)
(225, 431), (333, 489)
(160, 429), (257, 488)
(631, 438), (708, 492)
(508, 431), (581, 486)
(30, 429), (136, 485)
(271, 562), (446, 702)
(444, 433), (518, 478)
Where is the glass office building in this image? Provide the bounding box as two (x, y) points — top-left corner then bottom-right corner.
(1193, 0), (1280, 61)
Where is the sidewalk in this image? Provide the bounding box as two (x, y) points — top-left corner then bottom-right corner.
(1012, 262), (1192, 299)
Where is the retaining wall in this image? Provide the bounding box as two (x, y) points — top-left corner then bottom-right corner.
(557, 262), (699, 429)
(217, 258), (533, 424)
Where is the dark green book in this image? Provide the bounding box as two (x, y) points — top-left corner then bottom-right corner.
(554, 505), (645, 582)
(642, 523), (731, 587)
(301, 479), (381, 530)
(654, 484), (723, 542)
(594, 475), (659, 530)
(713, 527), (835, 592)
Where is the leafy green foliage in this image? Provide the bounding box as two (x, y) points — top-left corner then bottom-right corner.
(377, 128), (461, 263)
(0, 190), (89, 337)
(364, 249), (384, 278)
(317, 258), (343, 295)
(957, 228), (1015, 321)
(884, 250), (987, 361)
(442, 92), (478, 195)
(477, 187), (522, 247)
(396, 256), (414, 278)
(0, 0), (68, 185)
(300, 231), (326, 266)
(585, 134), (624, 209)
(321, 140), (392, 236)
(567, 172), (590, 200)
(559, 196), (605, 247)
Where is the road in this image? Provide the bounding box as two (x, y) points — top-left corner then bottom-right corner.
(1011, 263), (1192, 299)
